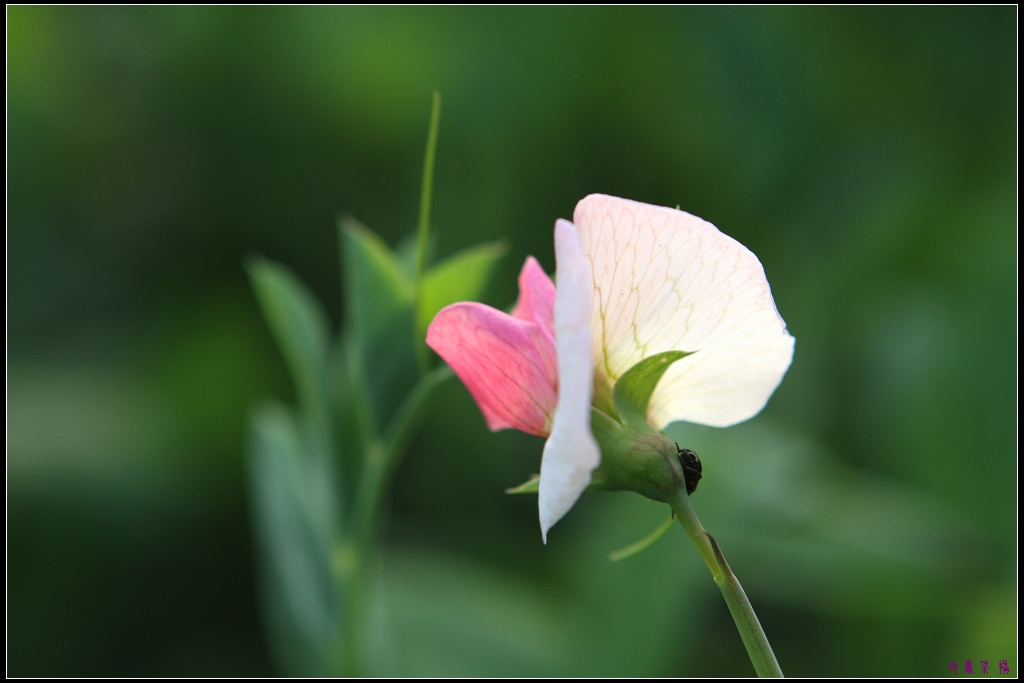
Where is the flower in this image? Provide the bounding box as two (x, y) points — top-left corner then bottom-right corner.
(427, 194), (794, 541)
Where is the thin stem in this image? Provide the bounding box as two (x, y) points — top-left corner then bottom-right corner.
(668, 489), (784, 678)
(336, 366), (453, 675)
(415, 90), (442, 286)
(351, 366), (452, 547)
(413, 90), (442, 373)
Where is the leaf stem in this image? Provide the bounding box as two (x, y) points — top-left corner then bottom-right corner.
(668, 489), (784, 678)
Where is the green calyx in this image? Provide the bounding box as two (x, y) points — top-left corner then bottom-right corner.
(590, 408), (680, 501)
(588, 350), (696, 503)
(506, 350), (698, 501)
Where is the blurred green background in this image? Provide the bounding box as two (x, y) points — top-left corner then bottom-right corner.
(8, 6), (1016, 677)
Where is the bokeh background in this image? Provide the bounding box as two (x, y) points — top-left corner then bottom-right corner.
(8, 6), (1016, 677)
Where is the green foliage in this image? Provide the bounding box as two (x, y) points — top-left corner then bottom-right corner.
(340, 218), (419, 432)
(246, 257), (333, 430)
(248, 403), (339, 675)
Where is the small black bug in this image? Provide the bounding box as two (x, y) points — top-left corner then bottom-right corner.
(675, 443), (702, 495)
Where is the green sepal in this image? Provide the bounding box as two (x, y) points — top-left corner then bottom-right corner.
(505, 468), (611, 495)
(418, 241), (507, 338)
(608, 514), (676, 562)
(340, 217), (419, 432)
(505, 474), (540, 495)
(612, 350), (695, 430)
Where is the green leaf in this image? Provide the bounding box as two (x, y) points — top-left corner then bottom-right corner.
(248, 403), (339, 675)
(341, 217), (419, 431)
(418, 241), (507, 337)
(246, 256), (332, 428)
(612, 350), (695, 429)
(340, 216), (414, 331)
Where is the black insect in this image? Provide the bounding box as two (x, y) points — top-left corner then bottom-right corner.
(675, 443), (703, 495)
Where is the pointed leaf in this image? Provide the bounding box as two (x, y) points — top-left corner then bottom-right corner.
(248, 403), (338, 672)
(418, 241), (507, 338)
(247, 256), (332, 428)
(613, 351), (694, 429)
(341, 217), (418, 430)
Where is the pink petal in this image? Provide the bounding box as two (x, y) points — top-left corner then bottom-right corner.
(427, 302), (557, 437)
(538, 219), (601, 542)
(511, 256), (556, 343)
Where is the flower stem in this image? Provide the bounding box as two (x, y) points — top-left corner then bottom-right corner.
(668, 489), (784, 678)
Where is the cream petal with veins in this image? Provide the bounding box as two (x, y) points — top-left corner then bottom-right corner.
(574, 194), (794, 430)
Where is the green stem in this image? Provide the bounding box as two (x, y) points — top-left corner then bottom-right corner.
(351, 366), (452, 548)
(412, 91), (442, 374)
(415, 90), (442, 286)
(668, 489), (784, 678)
(336, 366), (453, 675)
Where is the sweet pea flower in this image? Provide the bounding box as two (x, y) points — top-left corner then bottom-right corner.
(427, 194), (794, 541)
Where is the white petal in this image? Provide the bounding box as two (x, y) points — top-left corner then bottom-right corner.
(575, 194), (795, 429)
(539, 219), (602, 543)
